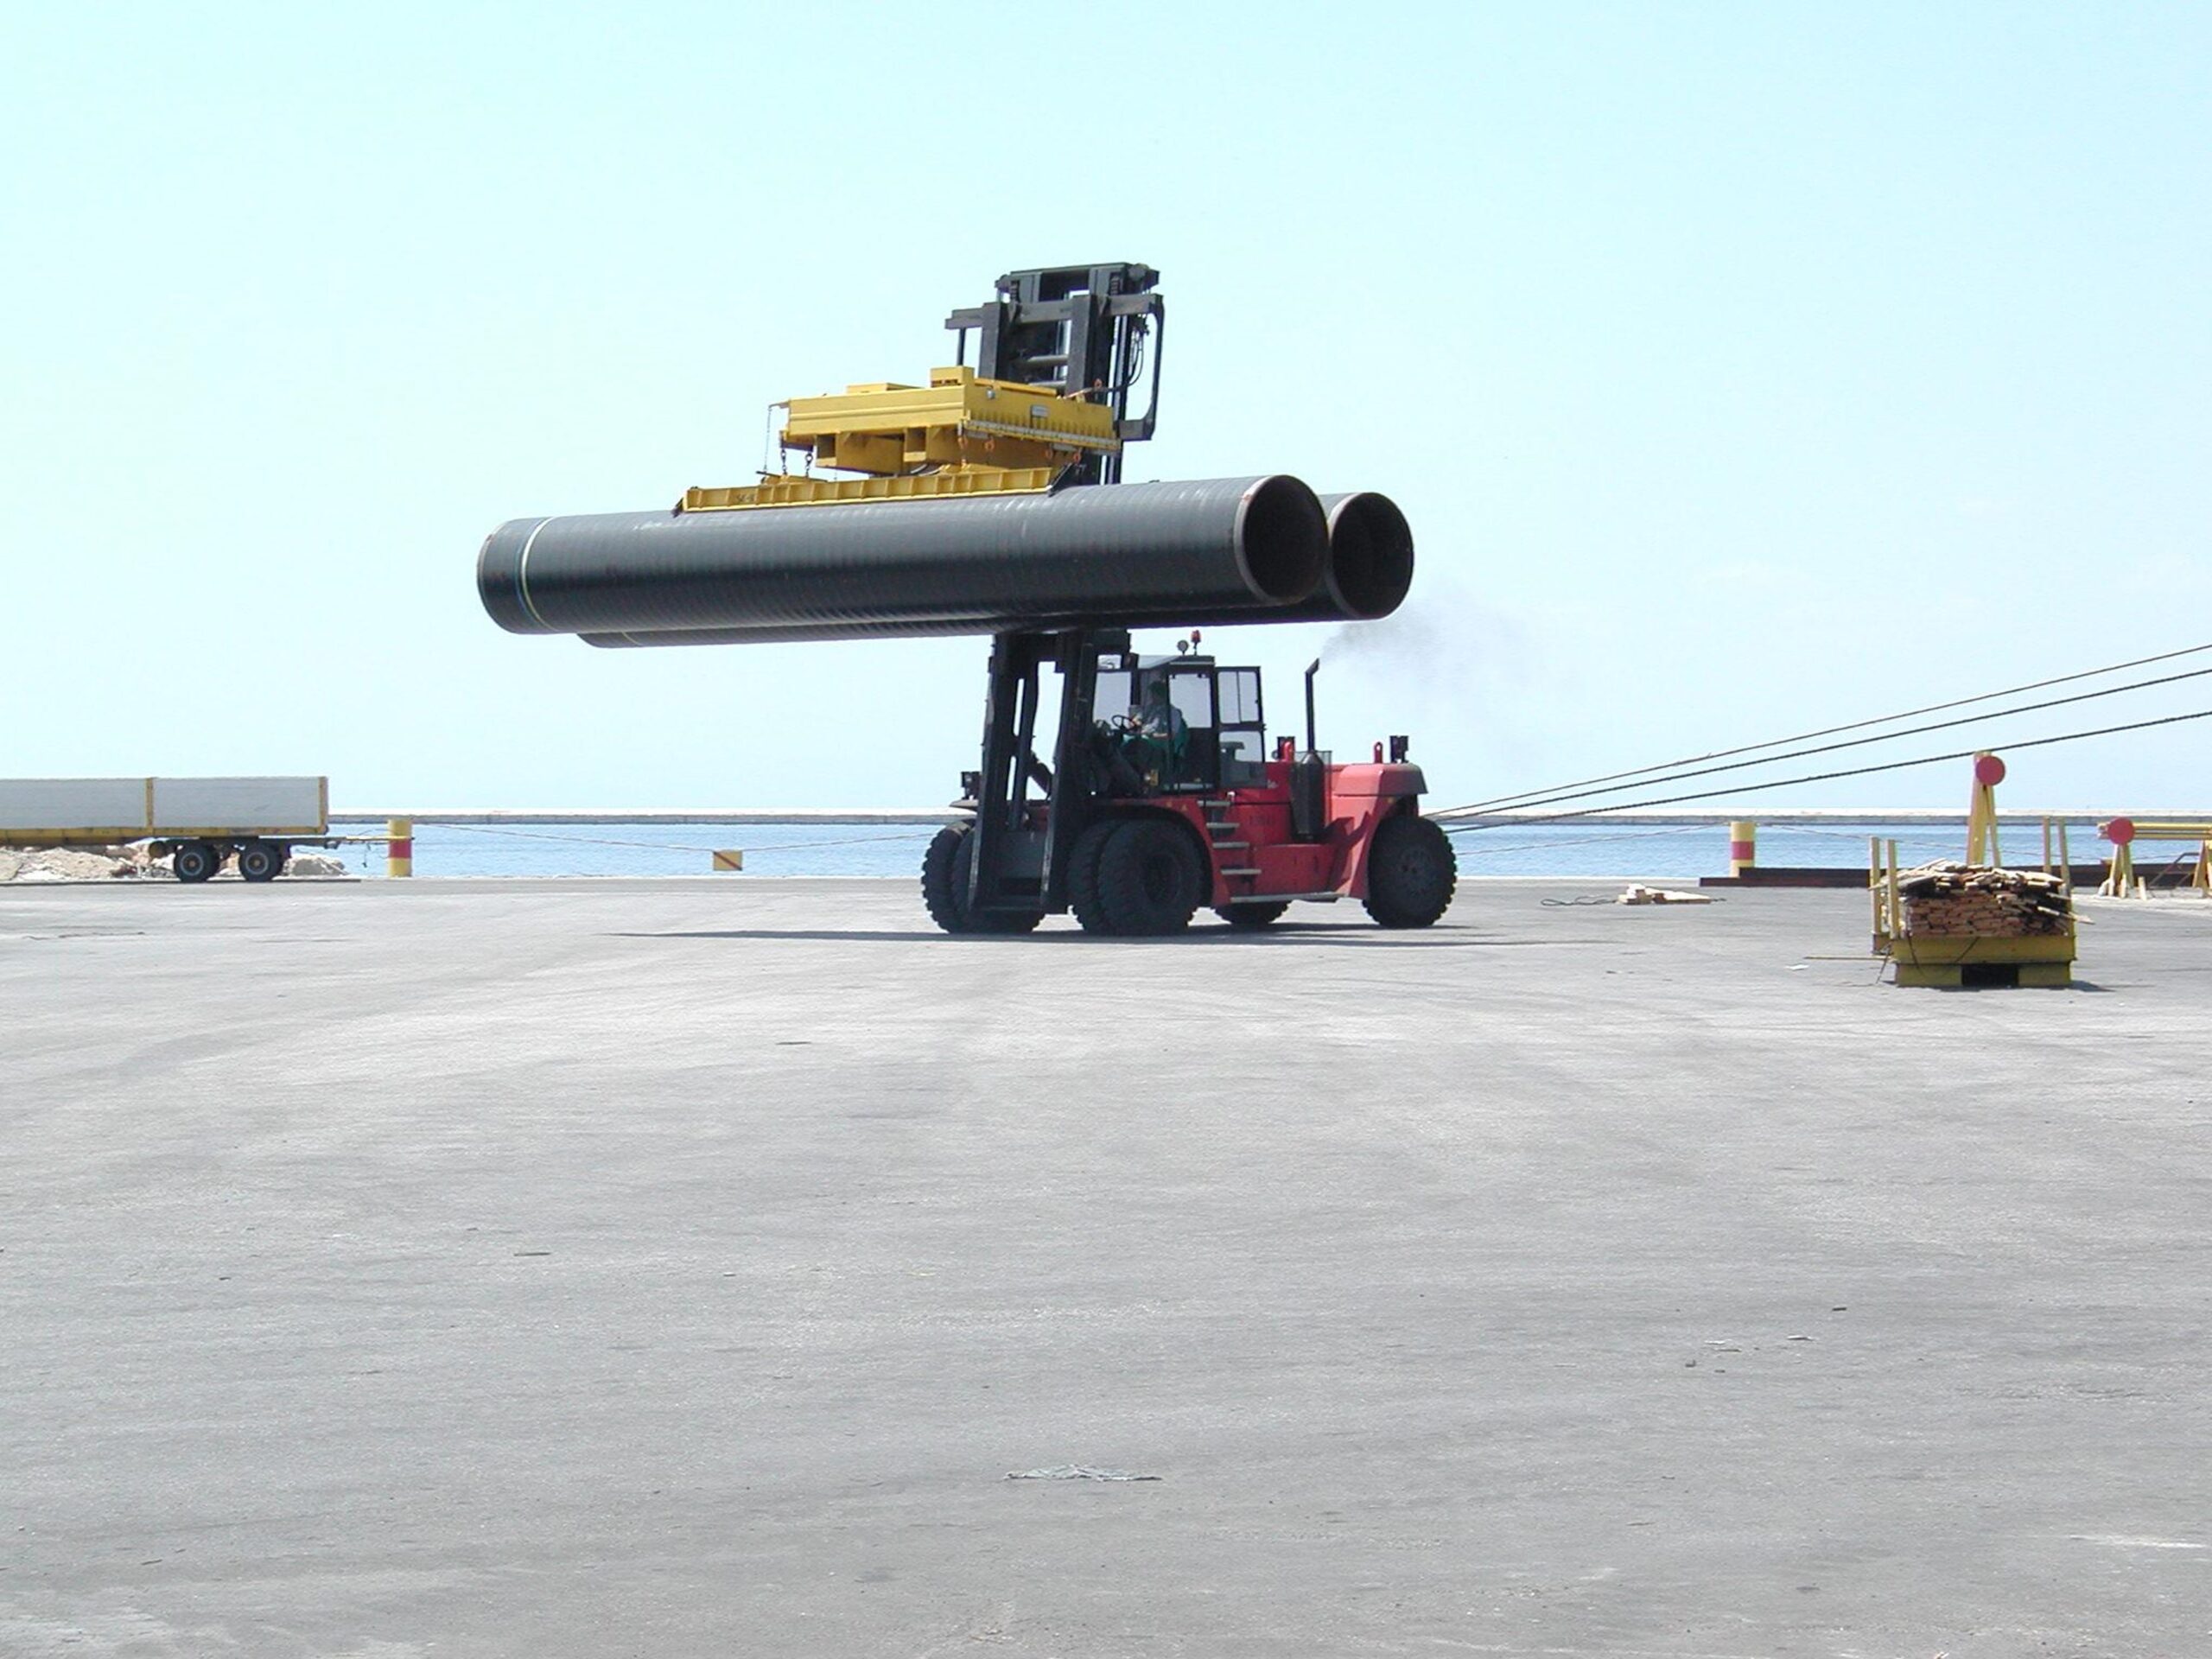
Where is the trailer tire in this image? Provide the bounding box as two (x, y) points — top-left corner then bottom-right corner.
(173, 841), (222, 884)
(1362, 814), (1457, 928)
(1216, 902), (1288, 928)
(1092, 817), (1203, 936)
(921, 823), (1042, 935)
(237, 841), (286, 883)
(1065, 819), (1124, 935)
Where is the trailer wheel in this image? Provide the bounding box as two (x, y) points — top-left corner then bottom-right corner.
(172, 841), (222, 884)
(1065, 819), (1124, 934)
(1091, 817), (1202, 936)
(236, 841), (286, 883)
(1216, 902), (1289, 928)
(920, 823), (1042, 935)
(1363, 814), (1457, 928)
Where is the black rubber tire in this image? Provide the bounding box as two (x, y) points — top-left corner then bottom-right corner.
(1092, 817), (1203, 936)
(1363, 814), (1458, 928)
(1216, 902), (1289, 928)
(172, 841), (221, 884)
(1065, 819), (1125, 935)
(920, 823), (1043, 935)
(236, 841), (285, 883)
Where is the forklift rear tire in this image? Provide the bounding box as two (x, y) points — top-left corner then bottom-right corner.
(921, 823), (1043, 935)
(1090, 817), (1203, 936)
(1216, 902), (1288, 928)
(172, 841), (222, 884)
(1362, 814), (1457, 928)
(236, 841), (286, 883)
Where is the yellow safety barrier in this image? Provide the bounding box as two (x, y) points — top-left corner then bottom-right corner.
(2039, 817), (2073, 897)
(2099, 817), (2210, 897)
(387, 817), (412, 879)
(1966, 753), (2005, 866)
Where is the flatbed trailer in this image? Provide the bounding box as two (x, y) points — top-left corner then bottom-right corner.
(0, 777), (340, 883)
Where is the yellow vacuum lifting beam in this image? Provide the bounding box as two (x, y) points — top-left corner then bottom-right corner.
(683, 467), (1061, 512)
(683, 366), (1119, 513)
(786, 366), (1119, 472)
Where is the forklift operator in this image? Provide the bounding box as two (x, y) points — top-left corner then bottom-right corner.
(1140, 678), (1189, 756)
(1095, 677), (1189, 793)
(1122, 677), (1190, 785)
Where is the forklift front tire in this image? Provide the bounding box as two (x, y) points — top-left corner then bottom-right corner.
(1090, 817), (1203, 937)
(1066, 819), (1124, 934)
(921, 823), (1042, 935)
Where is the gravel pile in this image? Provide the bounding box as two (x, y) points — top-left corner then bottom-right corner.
(0, 847), (142, 882)
(1, 846), (352, 882)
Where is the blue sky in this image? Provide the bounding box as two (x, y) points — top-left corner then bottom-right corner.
(4, 4), (2207, 810)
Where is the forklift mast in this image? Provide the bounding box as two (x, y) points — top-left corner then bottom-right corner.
(952, 264), (1169, 919)
(946, 263), (1163, 485)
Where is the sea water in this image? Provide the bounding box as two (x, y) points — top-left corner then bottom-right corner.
(325, 818), (2064, 880)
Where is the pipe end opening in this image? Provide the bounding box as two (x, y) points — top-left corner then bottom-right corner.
(1235, 476), (1328, 605)
(1324, 493), (1415, 620)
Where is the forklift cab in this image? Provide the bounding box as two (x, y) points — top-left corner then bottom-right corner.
(1090, 652), (1268, 794)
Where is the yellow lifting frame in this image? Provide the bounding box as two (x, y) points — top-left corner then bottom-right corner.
(681, 366), (1119, 513)
(784, 365), (1118, 475)
(683, 467), (1058, 513)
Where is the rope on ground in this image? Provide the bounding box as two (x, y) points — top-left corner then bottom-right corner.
(1538, 892), (1727, 906)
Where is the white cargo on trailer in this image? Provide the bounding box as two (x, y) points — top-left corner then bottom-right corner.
(149, 777), (327, 836)
(0, 779), (153, 841)
(0, 777), (328, 842)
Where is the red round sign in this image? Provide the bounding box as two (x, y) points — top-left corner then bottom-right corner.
(2105, 817), (2136, 845)
(1974, 753), (2007, 786)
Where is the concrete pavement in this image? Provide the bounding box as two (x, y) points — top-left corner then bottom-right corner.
(3, 877), (2208, 1656)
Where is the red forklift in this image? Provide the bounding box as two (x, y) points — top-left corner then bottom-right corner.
(920, 264), (1456, 935)
(925, 632), (1456, 935)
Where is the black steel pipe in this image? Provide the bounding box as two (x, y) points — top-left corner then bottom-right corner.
(575, 489), (1416, 650)
(1313, 492), (1415, 620)
(479, 475), (1326, 641)
(1107, 491), (1415, 630)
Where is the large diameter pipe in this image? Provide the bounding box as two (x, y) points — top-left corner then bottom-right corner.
(479, 475), (1326, 641)
(1114, 491), (1414, 629)
(1313, 492), (1415, 620)
(577, 489), (1415, 650)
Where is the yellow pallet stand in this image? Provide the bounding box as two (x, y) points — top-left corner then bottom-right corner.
(1889, 930), (2075, 988)
(1871, 753), (2076, 988)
